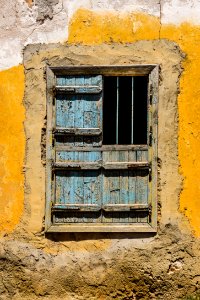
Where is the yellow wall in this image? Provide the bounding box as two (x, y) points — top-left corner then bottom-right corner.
(161, 24), (200, 235)
(0, 65), (25, 234)
(68, 10), (160, 43)
(69, 9), (200, 236)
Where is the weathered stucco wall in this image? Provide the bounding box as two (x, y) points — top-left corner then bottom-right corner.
(0, 39), (198, 300)
(1, 0), (200, 299)
(1, 1), (200, 236)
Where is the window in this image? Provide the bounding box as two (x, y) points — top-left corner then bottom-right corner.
(45, 65), (158, 232)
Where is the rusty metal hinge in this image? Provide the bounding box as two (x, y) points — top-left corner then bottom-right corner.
(148, 162), (152, 182)
(148, 204), (152, 216)
(149, 126), (152, 147)
(149, 83), (153, 105)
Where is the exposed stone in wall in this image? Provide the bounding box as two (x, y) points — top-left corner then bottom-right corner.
(35, 0), (59, 23)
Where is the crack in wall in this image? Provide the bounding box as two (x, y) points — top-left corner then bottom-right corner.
(159, 0), (162, 39)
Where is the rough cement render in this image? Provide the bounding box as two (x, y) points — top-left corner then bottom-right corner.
(1, 227), (200, 299)
(0, 40), (197, 300)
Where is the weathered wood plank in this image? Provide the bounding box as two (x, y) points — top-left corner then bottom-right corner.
(128, 151), (137, 222)
(45, 66), (55, 230)
(53, 128), (102, 136)
(52, 204), (101, 211)
(52, 204), (102, 212)
(51, 65), (157, 76)
(103, 162), (149, 169)
(56, 74), (102, 87)
(148, 65), (159, 229)
(56, 151), (102, 163)
(136, 151), (148, 205)
(102, 204), (149, 211)
(56, 86), (102, 94)
(47, 224), (157, 233)
(53, 162), (102, 170)
(56, 145), (148, 151)
(53, 161), (149, 170)
(56, 94), (75, 128)
(119, 153), (129, 205)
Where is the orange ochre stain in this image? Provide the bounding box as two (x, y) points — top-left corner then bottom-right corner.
(68, 9), (200, 236)
(25, 0), (33, 8)
(0, 65), (25, 234)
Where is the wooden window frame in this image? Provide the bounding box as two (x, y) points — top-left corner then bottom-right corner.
(45, 65), (158, 233)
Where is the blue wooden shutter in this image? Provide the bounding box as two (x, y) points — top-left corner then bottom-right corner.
(51, 74), (151, 226)
(52, 75), (103, 224)
(102, 149), (149, 223)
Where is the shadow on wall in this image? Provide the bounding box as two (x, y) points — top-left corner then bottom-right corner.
(45, 232), (156, 242)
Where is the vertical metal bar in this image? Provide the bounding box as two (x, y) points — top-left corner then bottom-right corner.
(131, 76), (134, 144)
(116, 76), (119, 144)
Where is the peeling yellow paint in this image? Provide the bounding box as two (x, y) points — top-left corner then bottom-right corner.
(0, 65), (25, 234)
(161, 24), (200, 236)
(68, 9), (160, 44)
(69, 9), (200, 236)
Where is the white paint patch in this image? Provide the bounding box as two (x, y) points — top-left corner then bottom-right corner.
(66, 0), (160, 20)
(0, 1), (17, 29)
(161, 0), (200, 25)
(24, 13), (68, 46)
(0, 39), (22, 70)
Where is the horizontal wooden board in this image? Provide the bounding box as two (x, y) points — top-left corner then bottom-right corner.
(52, 204), (101, 211)
(53, 161), (149, 170)
(54, 128), (102, 136)
(47, 224), (156, 233)
(52, 203), (149, 212)
(56, 151), (102, 163)
(56, 86), (102, 94)
(102, 204), (149, 211)
(56, 75), (102, 87)
(56, 145), (148, 151)
(51, 65), (157, 76)
(55, 135), (102, 147)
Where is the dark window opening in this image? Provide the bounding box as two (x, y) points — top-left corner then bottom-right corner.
(103, 76), (148, 145)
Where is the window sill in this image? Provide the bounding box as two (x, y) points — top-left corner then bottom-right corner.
(46, 223), (157, 233)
